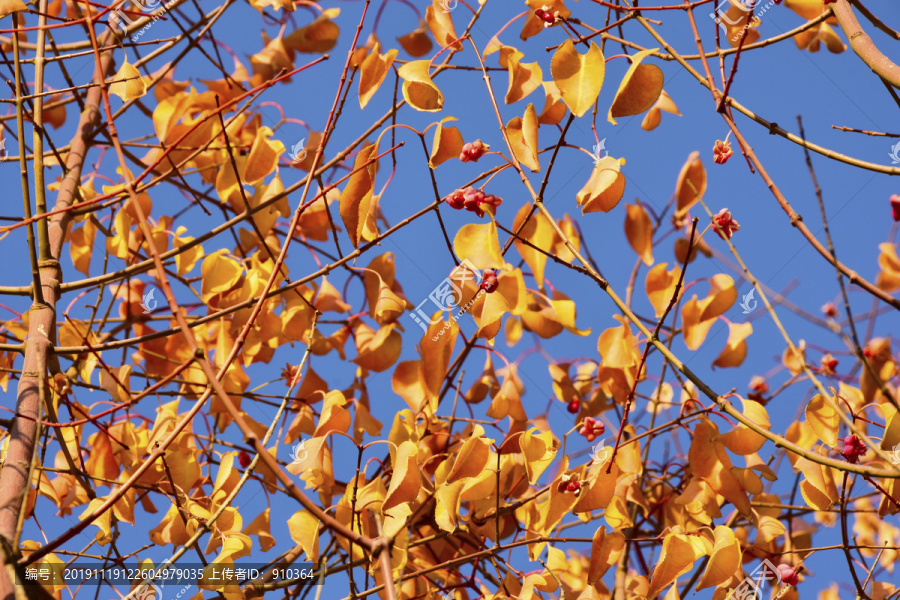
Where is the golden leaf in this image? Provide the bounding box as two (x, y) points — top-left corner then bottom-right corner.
(625, 202), (653, 266)
(608, 48), (664, 125)
(550, 40), (605, 118)
(398, 60), (444, 112)
(506, 103), (540, 172)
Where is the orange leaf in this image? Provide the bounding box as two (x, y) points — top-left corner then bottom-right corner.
(712, 321), (752, 368)
(674, 151), (706, 216)
(284, 8), (340, 54)
(625, 202), (653, 266)
(358, 43), (398, 109)
(506, 103), (540, 172)
(608, 48), (664, 125)
(383, 441), (421, 510)
(647, 533), (701, 599)
(398, 60), (444, 112)
(396, 20), (433, 57)
(429, 116), (464, 168)
(453, 220), (505, 269)
(425, 0), (461, 51)
(576, 155), (626, 214)
(805, 392), (839, 447)
(339, 142), (378, 248)
(645, 263), (681, 318)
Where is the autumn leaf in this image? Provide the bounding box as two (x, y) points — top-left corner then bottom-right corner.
(674, 151), (706, 216)
(396, 20), (433, 57)
(358, 42), (398, 109)
(398, 60), (444, 112)
(551, 40), (605, 118)
(608, 48), (664, 125)
(429, 116), (464, 167)
(339, 142), (378, 248)
(577, 156), (626, 214)
(454, 220), (505, 269)
(642, 89), (681, 131)
(506, 103), (540, 172)
(108, 57), (147, 102)
(805, 392), (839, 447)
(625, 202), (653, 266)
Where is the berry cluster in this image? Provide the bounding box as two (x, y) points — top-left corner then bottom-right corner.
(579, 417), (605, 442)
(841, 434), (867, 464)
(534, 5), (561, 27)
(460, 140), (489, 163)
(444, 187), (503, 218)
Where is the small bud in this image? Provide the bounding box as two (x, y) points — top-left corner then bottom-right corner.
(238, 450), (252, 469)
(890, 194), (900, 221)
(821, 302), (838, 318)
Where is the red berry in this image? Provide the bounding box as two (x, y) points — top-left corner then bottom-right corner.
(238, 450), (252, 469)
(821, 302), (838, 318)
(579, 417), (605, 442)
(459, 140), (489, 163)
(445, 189), (466, 210)
(776, 564), (800, 586)
(891, 195), (900, 222)
(480, 269), (499, 293)
(820, 353), (838, 374)
(566, 480), (581, 493)
(567, 399), (580, 413)
(841, 434), (867, 464)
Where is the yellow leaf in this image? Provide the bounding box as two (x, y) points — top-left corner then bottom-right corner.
(625, 202), (653, 266)
(588, 528), (625, 583)
(398, 60), (444, 112)
(244, 126), (284, 184)
(429, 116), (464, 167)
(512, 204), (555, 288)
(696, 526), (741, 591)
(396, 20), (433, 57)
(641, 89), (681, 131)
(174, 225), (204, 276)
(719, 397), (769, 455)
(503, 48), (543, 104)
(608, 48), (664, 125)
(645, 263), (681, 318)
(339, 142), (378, 248)
(383, 440), (421, 510)
(201, 250), (243, 305)
(108, 57), (147, 102)
(538, 80), (568, 125)
(358, 43), (398, 109)
(287, 510), (320, 561)
(577, 155), (626, 214)
(0, 0), (26, 18)
(243, 509), (276, 552)
(453, 220), (505, 269)
(506, 103), (540, 172)
(806, 392), (839, 447)
(674, 151), (706, 216)
(647, 533), (700, 599)
(70, 218), (97, 276)
(785, 0), (828, 20)
(550, 40), (605, 118)
(689, 420), (752, 514)
(712, 321), (752, 368)
(284, 8), (340, 54)
(352, 322), (401, 372)
(521, 428), (557, 484)
(681, 274), (736, 350)
(521, 0), (571, 40)
(425, 1), (461, 51)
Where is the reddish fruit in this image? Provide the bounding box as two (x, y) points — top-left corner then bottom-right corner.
(445, 189), (466, 210)
(459, 140), (489, 163)
(712, 208), (740, 240)
(713, 139), (733, 165)
(481, 269), (499, 293)
(579, 417), (605, 442)
(567, 399), (580, 413)
(557, 480), (568, 493)
(749, 376), (768, 395)
(820, 353), (838, 374)
(463, 187), (485, 213)
(566, 480), (581, 493)
(891, 195), (900, 221)
(238, 450), (252, 469)
(821, 302), (838, 318)
(776, 564), (800, 586)
(281, 363), (301, 386)
(841, 434), (867, 464)
(822, 0), (836, 4)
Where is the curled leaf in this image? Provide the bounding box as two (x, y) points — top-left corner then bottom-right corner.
(398, 60), (444, 112)
(608, 48), (664, 125)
